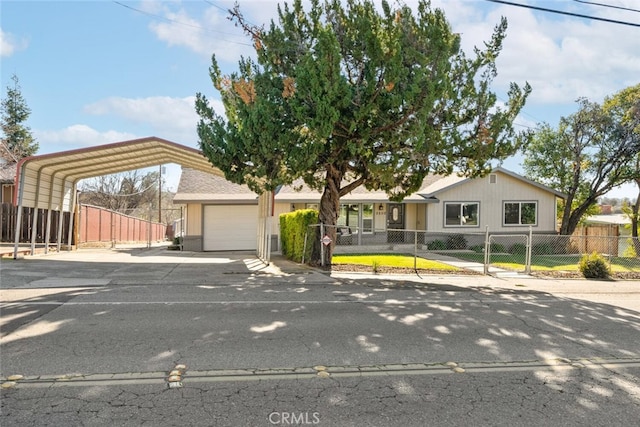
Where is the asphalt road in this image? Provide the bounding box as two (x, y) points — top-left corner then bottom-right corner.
(1, 247), (639, 426)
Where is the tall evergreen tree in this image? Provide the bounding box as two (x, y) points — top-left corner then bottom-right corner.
(1, 74), (38, 160)
(196, 0), (531, 265)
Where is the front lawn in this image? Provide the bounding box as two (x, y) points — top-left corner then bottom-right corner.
(332, 253), (459, 271)
(444, 252), (640, 273)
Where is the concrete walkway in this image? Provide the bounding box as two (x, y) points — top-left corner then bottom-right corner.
(421, 251), (531, 278)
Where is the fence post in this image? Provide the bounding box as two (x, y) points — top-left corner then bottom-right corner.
(414, 229), (418, 271)
(147, 203), (152, 249)
(320, 223), (325, 267)
(483, 225), (489, 275)
(525, 226), (533, 274)
(302, 230), (308, 265)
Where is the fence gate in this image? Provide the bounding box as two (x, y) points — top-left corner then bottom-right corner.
(487, 234), (530, 275)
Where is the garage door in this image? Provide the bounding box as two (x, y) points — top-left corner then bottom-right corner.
(203, 205), (258, 251)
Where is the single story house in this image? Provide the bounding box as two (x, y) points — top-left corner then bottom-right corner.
(173, 166), (566, 252)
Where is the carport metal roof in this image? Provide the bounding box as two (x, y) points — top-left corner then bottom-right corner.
(15, 136), (223, 211)
(11, 137), (226, 259)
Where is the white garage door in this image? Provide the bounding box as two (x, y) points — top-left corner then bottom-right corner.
(203, 205), (258, 251)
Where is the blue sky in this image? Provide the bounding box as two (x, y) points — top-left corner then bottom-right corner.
(1, 0), (638, 197)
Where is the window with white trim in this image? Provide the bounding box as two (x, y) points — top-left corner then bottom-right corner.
(337, 203), (374, 233)
(444, 202), (479, 227)
(504, 201), (537, 226)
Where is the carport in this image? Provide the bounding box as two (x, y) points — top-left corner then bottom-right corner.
(12, 136), (273, 261)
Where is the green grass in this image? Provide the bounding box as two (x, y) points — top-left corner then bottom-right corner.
(446, 252), (640, 272)
(332, 253), (459, 271)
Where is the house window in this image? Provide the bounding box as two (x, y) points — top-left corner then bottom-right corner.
(489, 174), (497, 184)
(504, 201), (537, 226)
(362, 204), (373, 232)
(305, 203), (318, 210)
(338, 203), (374, 233)
(444, 202), (479, 227)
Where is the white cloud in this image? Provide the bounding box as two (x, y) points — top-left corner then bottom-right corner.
(83, 95), (225, 144)
(432, 1), (640, 106)
(0, 28), (28, 57)
(35, 125), (138, 148)
(142, 0), (638, 110)
(144, 2), (254, 63)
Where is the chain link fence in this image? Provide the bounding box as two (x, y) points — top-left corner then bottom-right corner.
(302, 224), (640, 277)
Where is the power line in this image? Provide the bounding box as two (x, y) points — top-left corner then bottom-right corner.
(112, 1), (252, 45)
(573, 0), (640, 14)
(486, 0), (640, 27)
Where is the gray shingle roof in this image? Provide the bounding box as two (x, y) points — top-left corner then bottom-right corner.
(0, 162), (17, 183)
(174, 167), (257, 203)
(173, 166), (566, 204)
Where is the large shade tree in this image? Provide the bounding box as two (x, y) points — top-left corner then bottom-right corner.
(604, 84), (639, 252)
(524, 88), (640, 236)
(196, 0), (531, 265)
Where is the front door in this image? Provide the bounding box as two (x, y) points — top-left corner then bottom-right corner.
(387, 204), (404, 243)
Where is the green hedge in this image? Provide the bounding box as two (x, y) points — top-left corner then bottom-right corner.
(279, 209), (318, 263)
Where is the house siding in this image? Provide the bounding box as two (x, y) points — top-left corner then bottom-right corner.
(427, 172), (558, 233)
(182, 203), (203, 251)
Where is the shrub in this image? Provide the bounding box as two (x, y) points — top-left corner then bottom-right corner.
(279, 209), (319, 263)
(579, 252), (611, 279)
(489, 243), (505, 253)
(533, 242), (553, 255)
(427, 240), (446, 250)
(446, 234), (467, 250)
(470, 245), (485, 253)
(509, 243), (527, 255)
(168, 236), (182, 250)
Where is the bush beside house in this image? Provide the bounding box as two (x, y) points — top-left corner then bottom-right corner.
(280, 209), (318, 263)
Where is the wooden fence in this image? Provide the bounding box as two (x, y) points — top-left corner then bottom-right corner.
(79, 204), (165, 244)
(0, 203), (165, 246)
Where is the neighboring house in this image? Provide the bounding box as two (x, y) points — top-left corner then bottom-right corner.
(173, 166), (565, 252)
(0, 161), (17, 205)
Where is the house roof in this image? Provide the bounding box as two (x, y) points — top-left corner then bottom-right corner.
(584, 214), (631, 225)
(275, 179), (394, 203)
(15, 137), (224, 211)
(174, 166), (566, 205)
(414, 167), (566, 199)
(0, 162), (16, 184)
(174, 167), (257, 204)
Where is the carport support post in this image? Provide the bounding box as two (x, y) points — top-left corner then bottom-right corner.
(13, 163), (27, 259)
(30, 207), (39, 255)
(44, 209), (52, 254)
(66, 184), (78, 252)
(56, 182), (69, 253)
